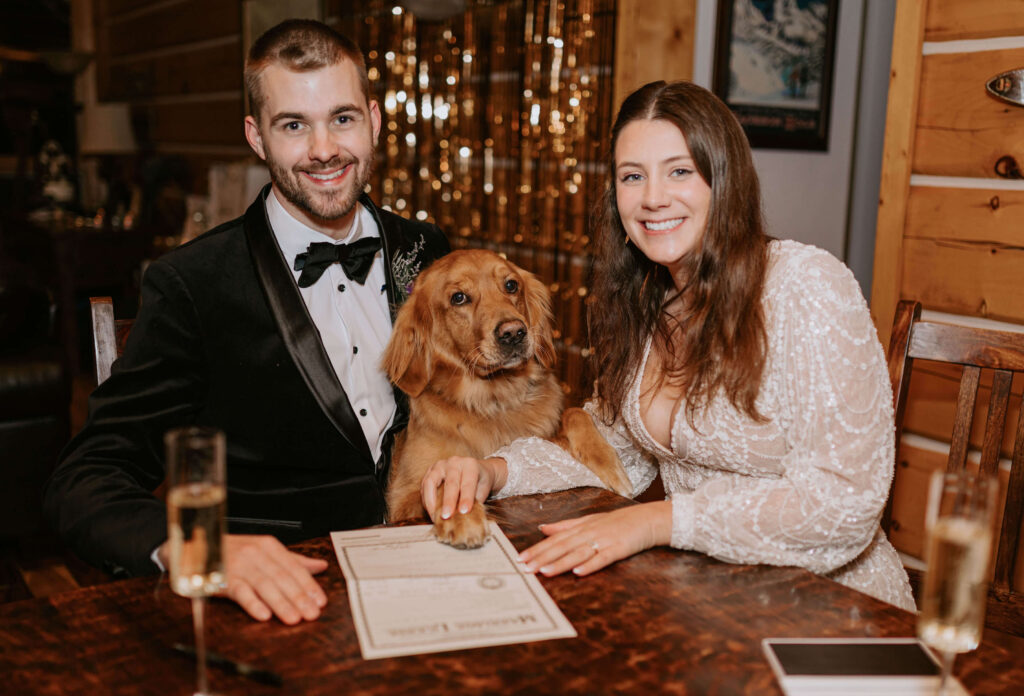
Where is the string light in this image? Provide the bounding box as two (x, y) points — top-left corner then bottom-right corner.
(338, 0), (615, 401)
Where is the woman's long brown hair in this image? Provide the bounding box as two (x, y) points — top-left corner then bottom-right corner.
(589, 80), (769, 425)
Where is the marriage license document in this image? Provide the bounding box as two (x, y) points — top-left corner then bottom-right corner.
(330, 522), (577, 659)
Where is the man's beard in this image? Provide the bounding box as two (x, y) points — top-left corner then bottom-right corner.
(266, 150), (375, 223)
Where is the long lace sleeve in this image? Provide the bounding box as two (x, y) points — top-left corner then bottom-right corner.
(669, 249), (894, 576)
(491, 401), (658, 500)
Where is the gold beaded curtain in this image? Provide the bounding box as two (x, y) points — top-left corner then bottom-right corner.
(330, 0), (617, 404)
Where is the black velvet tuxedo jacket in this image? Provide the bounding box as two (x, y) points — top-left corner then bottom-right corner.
(44, 188), (449, 577)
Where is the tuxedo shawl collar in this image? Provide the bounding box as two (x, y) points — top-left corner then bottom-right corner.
(359, 191), (415, 457)
(243, 186), (378, 467)
(360, 191), (407, 322)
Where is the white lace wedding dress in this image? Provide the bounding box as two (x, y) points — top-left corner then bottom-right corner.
(493, 240), (916, 611)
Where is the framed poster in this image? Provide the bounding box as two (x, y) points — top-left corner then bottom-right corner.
(712, 0), (840, 151)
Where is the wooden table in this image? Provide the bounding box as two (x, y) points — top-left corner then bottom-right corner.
(2, 488), (1022, 695)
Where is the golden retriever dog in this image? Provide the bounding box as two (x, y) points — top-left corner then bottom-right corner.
(382, 249), (631, 548)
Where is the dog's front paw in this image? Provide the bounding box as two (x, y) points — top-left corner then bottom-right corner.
(433, 502), (490, 549)
(560, 407), (633, 497)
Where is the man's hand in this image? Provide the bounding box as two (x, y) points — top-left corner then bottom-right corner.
(160, 534), (329, 624)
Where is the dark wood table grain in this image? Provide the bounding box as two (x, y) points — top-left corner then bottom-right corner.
(2, 488), (1022, 695)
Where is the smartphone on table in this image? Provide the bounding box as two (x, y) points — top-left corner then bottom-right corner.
(762, 637), (968, 695)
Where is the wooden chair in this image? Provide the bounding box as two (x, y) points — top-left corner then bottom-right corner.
(885, 299), (1024, 636)
(89, 297), (165, 510)
(89, 297), (133, 385)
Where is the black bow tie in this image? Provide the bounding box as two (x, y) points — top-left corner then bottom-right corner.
(293, 237), (382, 288)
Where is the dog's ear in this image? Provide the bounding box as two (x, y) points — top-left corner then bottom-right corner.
(522, 270), (557, 369)
(381, 295), (432, 397)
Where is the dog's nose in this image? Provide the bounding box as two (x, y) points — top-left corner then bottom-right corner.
(495, 320), (527, 346)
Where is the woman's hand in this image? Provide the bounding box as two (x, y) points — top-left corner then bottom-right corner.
(518, 500), (673, 576)
(421, 456), (508, 522)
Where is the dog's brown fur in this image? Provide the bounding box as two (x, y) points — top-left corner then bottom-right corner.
(382, 249), (631, 548)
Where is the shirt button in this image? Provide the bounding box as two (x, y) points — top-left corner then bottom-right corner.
(353, 345), (359, 354)
(338, 283), (346, 292)
(359, 408), (368, 416)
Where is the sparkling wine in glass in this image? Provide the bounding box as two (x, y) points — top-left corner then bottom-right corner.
(166, 426), (228, 696)
(917, 469), (997, 695)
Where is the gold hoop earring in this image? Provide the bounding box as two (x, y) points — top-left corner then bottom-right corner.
(624, 234), (630, 245)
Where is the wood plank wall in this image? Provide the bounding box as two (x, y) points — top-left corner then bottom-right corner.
(613, 0), (695, 110)
(872, 0), (1024, 586)
(92, 0), (250, 194)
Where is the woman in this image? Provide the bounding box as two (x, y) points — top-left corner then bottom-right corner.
(422, 80), (915, 610)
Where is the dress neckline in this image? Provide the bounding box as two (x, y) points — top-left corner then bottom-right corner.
(628, 335), (679, 458)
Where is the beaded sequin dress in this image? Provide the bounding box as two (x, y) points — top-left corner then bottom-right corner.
(493, 240), (916, 610)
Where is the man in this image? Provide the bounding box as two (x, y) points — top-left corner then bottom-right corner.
(45, 20), (449, 624)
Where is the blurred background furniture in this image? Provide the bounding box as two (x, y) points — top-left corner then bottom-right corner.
(0, 260), (68, 538)
(3, 213), (147, 377)
(885, 299), (1024, 638)
(77, 101), (137, 216)
(0, 254), (71, 599)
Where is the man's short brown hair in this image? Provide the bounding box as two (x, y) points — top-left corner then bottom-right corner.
(244, 19), (370, 119)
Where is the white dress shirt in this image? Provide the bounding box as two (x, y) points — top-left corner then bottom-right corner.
(266, 189), (396, 464)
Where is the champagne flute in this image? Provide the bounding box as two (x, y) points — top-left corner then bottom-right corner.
(166, 426), (228, 696)
(917, 469), (997, 696)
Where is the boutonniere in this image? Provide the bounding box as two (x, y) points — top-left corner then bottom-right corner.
(391, 235), (426, 301)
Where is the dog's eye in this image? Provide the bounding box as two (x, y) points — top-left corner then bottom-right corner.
(504, 279), (519, 293)
(450, 291), (468, 305)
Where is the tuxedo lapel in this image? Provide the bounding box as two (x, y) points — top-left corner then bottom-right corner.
(359, 194), (441, 478)
(243, 187), (374, 466)
(361, 193), (422, 322)
(360, 194), (414, 440)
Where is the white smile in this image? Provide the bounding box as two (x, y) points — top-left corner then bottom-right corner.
(643, 218), (682, 231)
(305, 167), (349, 182)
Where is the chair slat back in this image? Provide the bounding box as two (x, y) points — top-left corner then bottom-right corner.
(885, 300), (1024, 636)
(948, 365), (980, 473)
(907, 320), (1024, 370)
(998, 412), (1024, 590)
(982, 371), (1014, 478)
(89, 296), (133, 385)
